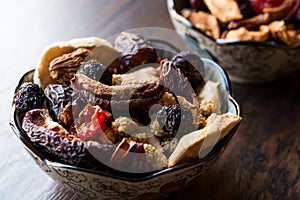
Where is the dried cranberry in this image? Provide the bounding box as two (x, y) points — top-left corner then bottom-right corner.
(115, 32), (158, 73)
(13, 82), (45, 112)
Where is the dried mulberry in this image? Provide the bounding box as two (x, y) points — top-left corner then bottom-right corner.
(13, 82), (45, 112)
(44, 84), (79, 127)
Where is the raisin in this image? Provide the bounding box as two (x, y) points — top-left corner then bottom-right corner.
(157, 104), (181, 138)
(13, 82), (45, 112)
(115, 32), (158, 74)
(77, 59), (113, 85)
(171, 51), (204, 89)
(157, 103), (196, 139)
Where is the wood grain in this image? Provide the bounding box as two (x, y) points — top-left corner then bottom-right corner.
(1, 0), (300, 199)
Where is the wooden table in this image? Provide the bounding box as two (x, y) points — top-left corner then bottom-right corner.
(1, 0), (300, 199)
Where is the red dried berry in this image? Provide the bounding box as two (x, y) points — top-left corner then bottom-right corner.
(76, 104), (112, 142)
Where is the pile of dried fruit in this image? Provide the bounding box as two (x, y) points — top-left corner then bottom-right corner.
(183, 0), (300, 45)
(13, 33), (241, 173)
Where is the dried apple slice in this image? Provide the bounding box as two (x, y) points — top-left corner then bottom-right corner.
(168, 112), (242, 167)
(34, 37), (118, 89)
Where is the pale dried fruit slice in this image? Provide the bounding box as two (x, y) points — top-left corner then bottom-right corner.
(197, 80), (222, 116)
(224, 27), (270, 42)
(188, 10), (220, 39)
(168, 112), (242, 167)
(34, 37), (118, 89)
(204, 0), (243, 23)
(264, 20), (300, 46)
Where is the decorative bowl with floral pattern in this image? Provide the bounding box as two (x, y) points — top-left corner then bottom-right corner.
(10, 29), (241, 199)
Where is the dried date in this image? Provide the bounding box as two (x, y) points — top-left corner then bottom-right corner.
(160, 59), (195, 103)
(171, 51), (205, 89)
(156, 104), (181, 138)
(22, 109), (87, 165)
(22, 109), (116, 167)
(114, 32), (158, 73)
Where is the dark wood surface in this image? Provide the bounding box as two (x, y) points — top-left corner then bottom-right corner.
(1, 0), (300, 199)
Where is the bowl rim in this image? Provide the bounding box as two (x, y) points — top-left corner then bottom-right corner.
(10, 58), (241, 182)
(167, 0), (300, 49)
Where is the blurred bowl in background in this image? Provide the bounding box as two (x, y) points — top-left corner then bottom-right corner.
(167, 0), (300, 83)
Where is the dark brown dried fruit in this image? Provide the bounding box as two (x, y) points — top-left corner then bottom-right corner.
(190, 0), (206, 11)
(114, 32), (158, 73)
(44, 84), (81, 128)
(71, 74), (166, 125)
(13, 82), (45, 112)
(171, 51), (205, 89)
(77, 59), (113, 85)
(160, 59), (195, 103)
(157, 104), (181, 138)
(157, 103), (196, 139)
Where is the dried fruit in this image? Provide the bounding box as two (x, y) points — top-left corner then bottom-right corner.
(110, 138), (150, 172)
(49, 48), (91, 84)
(171, 51), (205, 89)
(190, 0), (205, 11)
(71, 74), (165, 125)
(251, 0), (285, 14)
(77, 59), (113, 85)
(44, 84), (79, 127)
(157, 104), (181, 138)
(75, 104), (112, 142)
(160, 59), (195, 103)
(13, 82), (45, 112)
(22, 109), (87, 165)
(156, 103), (195, 139)
(115, 32), (158, 73)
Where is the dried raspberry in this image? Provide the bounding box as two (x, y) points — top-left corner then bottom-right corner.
(13, 82), (45, 112)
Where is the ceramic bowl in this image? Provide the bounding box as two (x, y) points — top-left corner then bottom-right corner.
(10, 32), (241, 200)
(167, 0), (300, 83)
